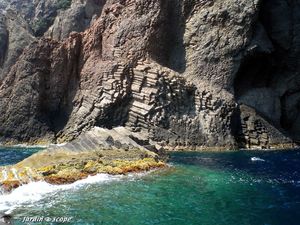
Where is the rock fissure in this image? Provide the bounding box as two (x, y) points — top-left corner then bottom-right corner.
(0, 0), (298, 149)
(1, 0), (300, 192)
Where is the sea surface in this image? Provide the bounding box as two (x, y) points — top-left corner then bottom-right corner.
(0, 147), (42, 166)
(1, 147), (300, 225)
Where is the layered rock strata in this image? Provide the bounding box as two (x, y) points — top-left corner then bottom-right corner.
(0, 0), (296, 150)
(1, 0), (299, 192)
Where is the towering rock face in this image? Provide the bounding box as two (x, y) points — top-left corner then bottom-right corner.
(182, 0), (260, 90)
(0, 0), (102, 37)
(46, 0), (105, 40)
(0, 13), (8, 67)
(234, 0), (300, 142)
(0, 10), (35, 81)
(0, 0), (104, 81)
(0, 0), (297, 149)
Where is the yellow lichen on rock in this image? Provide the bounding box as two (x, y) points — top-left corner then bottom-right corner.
(38, 157), (166, 184)
(0, 146), (166, 192)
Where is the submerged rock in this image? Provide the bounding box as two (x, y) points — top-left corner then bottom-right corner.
(0, 213), (11, 225)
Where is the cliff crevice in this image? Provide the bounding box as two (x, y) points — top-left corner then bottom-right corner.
(0, 0), (298, 150)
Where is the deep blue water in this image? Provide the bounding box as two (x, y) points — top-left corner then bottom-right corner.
(1, 148), (300, 225)
(0, 147), (42, 166)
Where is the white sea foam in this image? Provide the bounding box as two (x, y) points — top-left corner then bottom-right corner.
(1, 169), (8, 182)
(251, 157), (265, 162)
(12, 144), (48, 148)
(0, 174), (122, 214)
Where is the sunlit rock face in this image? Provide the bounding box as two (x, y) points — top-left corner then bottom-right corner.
(0, 127), (166, 192)
(0, 9), (35, 81)
(0, 0), (104, 81)
(0, 0), (298, 150)
(45, 0), (106, 41)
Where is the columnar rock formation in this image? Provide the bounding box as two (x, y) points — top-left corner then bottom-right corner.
(0, 0), (298, 150)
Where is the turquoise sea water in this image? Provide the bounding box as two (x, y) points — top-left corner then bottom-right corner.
(1, 148), (300, 225)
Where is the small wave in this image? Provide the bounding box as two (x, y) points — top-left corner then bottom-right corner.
(0, 174), (122, 214)
(251, 157), (265, 162)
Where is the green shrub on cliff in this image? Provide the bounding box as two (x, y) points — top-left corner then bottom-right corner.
(32, 18), (49, 36)
(31, 0), (71, 36)
(56, 0), (72, 10)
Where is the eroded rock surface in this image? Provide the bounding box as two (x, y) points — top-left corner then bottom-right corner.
(0, 0), (103, 81)
(46, 0), (105, 40)
(0, 0), (298, 151)
(0, 127), (165, 191)
(0, 9), (35, 81)
(1, 0), (300, 192)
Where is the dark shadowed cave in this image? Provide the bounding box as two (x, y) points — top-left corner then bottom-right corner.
(233, 0), (300, 142)
(234, 53), (273, 99)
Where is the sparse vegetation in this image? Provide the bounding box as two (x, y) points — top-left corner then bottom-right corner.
(31, 18), (49, 36)
(30, 0), (71, 36)
(56, 0), (72, 10)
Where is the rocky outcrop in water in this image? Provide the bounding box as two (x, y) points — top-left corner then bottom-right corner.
(0, 213), (11, 225)
(0, 0), (298, 150)
(0, 127), (165, 191)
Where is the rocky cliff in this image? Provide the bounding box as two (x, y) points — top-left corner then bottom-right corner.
(0, 0), (298, 150)
(0, 0), (104, 80)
